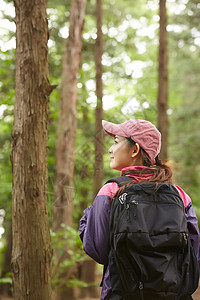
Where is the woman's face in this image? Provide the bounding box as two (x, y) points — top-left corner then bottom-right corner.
(108, 136), (138, 171)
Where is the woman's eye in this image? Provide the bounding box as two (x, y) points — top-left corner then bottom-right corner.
(114, 140), (118, 144)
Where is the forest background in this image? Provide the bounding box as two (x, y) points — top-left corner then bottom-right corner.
(0, 0), (200, 299)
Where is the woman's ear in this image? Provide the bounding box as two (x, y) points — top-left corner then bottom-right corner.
(131, 143), (140, 158)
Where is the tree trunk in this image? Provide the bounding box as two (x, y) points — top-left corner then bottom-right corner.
(81, 2), (105, 297)
(11, 1), (53, 299)
(78, 105), (98, 298)
(157, 0), (168, 162)
(93, 0), (104, 199)
(52, 1), (87, 299)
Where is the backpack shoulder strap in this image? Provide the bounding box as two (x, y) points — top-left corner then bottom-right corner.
(100, 176), (132, 287)
(105, 176), (132, 187)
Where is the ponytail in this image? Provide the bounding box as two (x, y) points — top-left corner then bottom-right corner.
(129, 149), (173, 184)
(120, 156), (173, 185)
(149, 155), (173, 184)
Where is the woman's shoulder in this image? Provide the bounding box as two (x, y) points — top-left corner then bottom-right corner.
(97, 181), (119, 198)
(174, 185), (192, 208)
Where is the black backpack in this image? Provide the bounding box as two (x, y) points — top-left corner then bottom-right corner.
(106, 176), (199, 300)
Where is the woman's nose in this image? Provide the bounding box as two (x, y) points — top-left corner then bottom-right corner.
(108, 145), (113, 153)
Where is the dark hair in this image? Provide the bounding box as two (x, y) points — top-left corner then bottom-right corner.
(114, 137), (173, 198)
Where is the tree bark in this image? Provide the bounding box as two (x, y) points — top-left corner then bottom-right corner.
(52, 1), (87, 299)
(93, 0), (104, 199)
(157, 0), (168, 162)
(11, 0), (53, 299)
(81, 2), (105, 296)
(78, 104), (98, 298)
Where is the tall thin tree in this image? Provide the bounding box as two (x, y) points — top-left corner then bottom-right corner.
(157, 0), (168, 162)
(52, 0), (87, 299)
(11, 0), (53, 299)
(93, 0), (104, 199)
(79, 1), (104, 295)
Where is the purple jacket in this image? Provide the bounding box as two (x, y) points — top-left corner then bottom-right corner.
(79, 169), (200, 300)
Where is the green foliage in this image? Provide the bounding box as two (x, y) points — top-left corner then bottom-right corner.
(0, 5), (16, 232)
(170, 97), (200, 207)
(0, 109), (13, 233)
(52, 225), (87, 262)
(0, 273), (12, 285)
(167, 0), (200, 213)
(51, 224), (89, 288)
(66, 279), (89, 288)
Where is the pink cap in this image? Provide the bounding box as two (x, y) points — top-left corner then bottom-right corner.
(102, 119), (161, 164)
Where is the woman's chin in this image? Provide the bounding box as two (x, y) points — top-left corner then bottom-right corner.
(110, 162), (114, 169)
(110, 163), (122, 171)
(110, 162), (117, 170)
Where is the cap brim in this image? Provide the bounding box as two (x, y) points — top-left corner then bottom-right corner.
(102, 120), (128, 138)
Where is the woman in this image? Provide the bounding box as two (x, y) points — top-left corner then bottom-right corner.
(79, 119), (200, 300)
